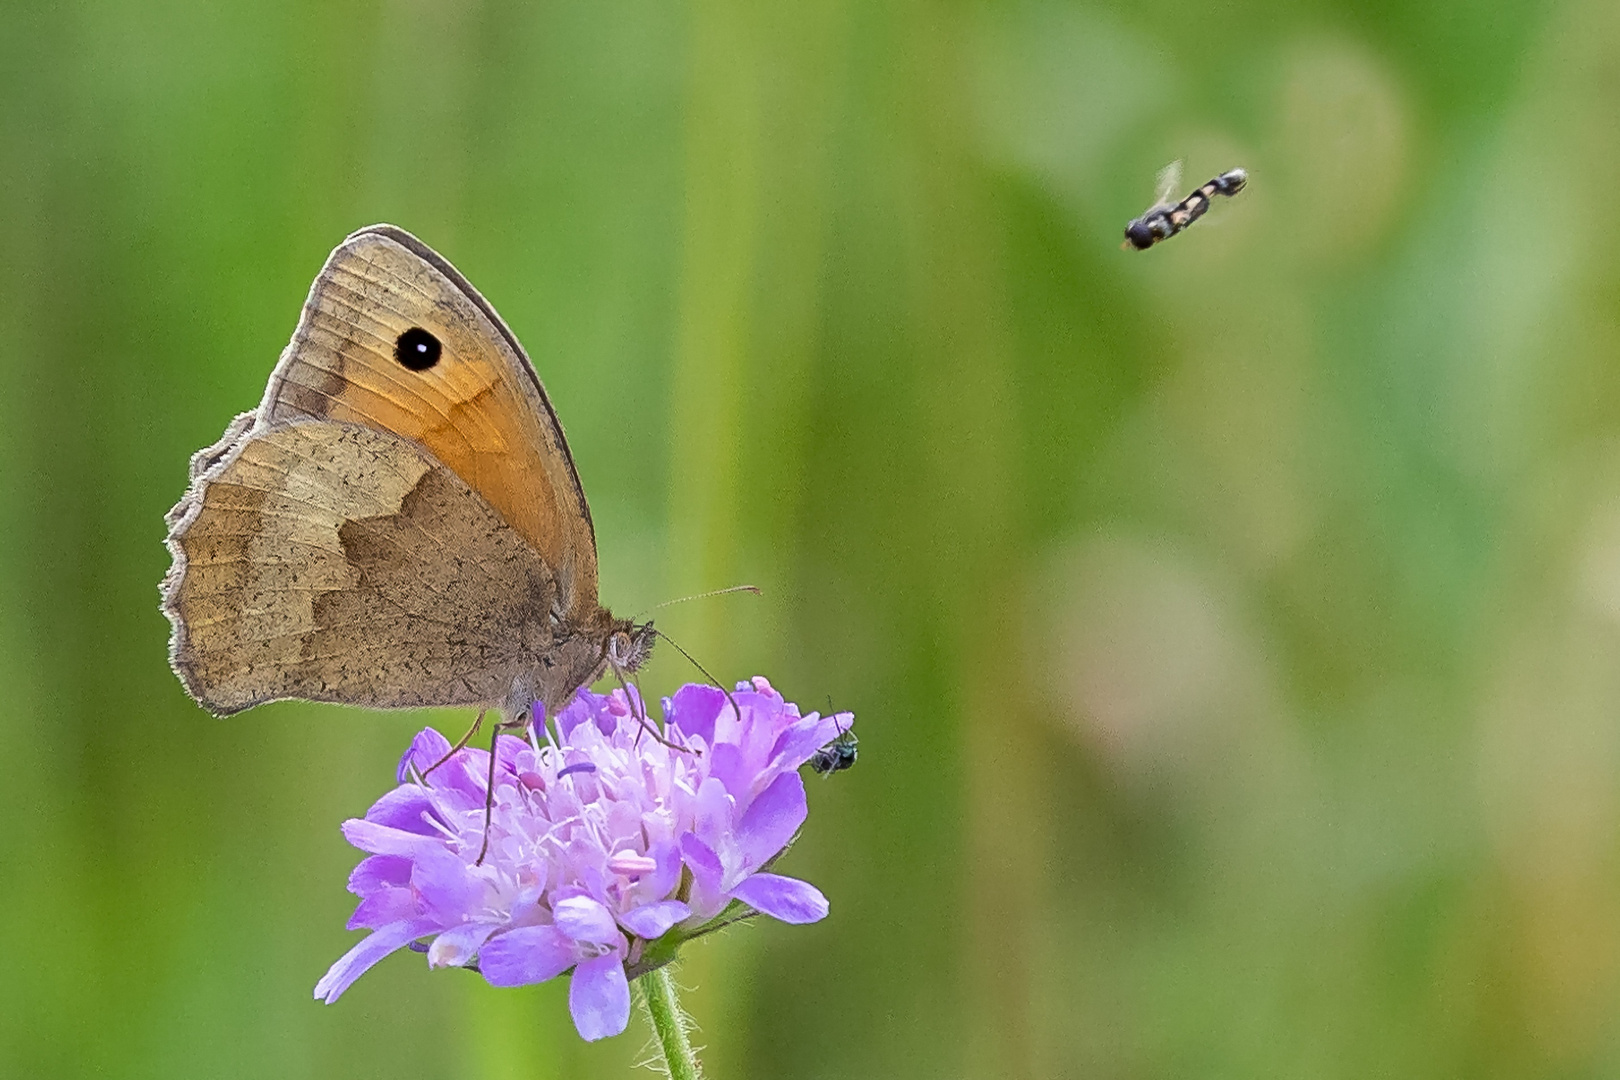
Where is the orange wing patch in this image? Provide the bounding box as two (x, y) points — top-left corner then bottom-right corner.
(259, 227), (600, 617)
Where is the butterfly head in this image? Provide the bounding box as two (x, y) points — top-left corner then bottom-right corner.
(608, 619), (657, 676)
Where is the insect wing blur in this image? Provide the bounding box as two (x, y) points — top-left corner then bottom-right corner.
(1150, 160), (1183, 213)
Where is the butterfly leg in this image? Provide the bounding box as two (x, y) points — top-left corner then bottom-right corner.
(476, 725), (500, 865)
(423, 709), (486, 777)
(475, 714), (529, 865)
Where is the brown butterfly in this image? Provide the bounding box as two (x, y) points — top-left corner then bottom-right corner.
(161, 224), (655, 729)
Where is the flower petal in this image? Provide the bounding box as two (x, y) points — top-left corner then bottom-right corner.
(347, 885), (420, 931)
(666, 684), (724, 745)
(414, 848), (482, 919)
(347, 855), (412, 897)
(679, 833), (727, 918)
(438, 747), (495, 806)
(363, 786), (437, 834)
(569, 954), (631, 1041)
(342, 818), (445, 859)
(553, 895), (620, 946)
(479, 925), (577, 987)
(314, 918), (435, 1003)
(398, 728), (452, 782)
(427, 922), (496, 969)
(734, 770), (807, 870)
(705, 742), (750, 803)
(691, 777), (735, 849)
(493, 732), (528, 775)
(619, 900), (691, 940)
(411, 847), (483, 923)
(680, 833), (723, 883)
(553, 692), (595, 739)
(636, 839), (682, 907)
(730, 872), (828, 924)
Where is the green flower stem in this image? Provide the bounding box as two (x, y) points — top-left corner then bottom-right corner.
(639, 967), (703, 1080)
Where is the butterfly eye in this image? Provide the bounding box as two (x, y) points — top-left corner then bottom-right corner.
(394, 327), (442, 371)
(607, 625), (656, 674)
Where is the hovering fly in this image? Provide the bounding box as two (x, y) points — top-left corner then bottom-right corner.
(1123, 161), (1247, 250)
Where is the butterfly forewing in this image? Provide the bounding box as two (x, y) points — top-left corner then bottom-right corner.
(261, 226), (601, 617)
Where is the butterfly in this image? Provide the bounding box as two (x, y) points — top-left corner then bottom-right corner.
(161, 224), (655, 730)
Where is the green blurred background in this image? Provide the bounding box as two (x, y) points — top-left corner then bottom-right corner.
(5, 0), (1620, 1076)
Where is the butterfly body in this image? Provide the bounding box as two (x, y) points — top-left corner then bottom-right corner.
(162, 225), (652, 722)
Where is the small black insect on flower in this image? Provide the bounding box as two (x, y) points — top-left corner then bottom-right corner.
(809, 725), (858, 777)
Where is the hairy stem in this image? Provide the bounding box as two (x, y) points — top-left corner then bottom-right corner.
(638, 967), (703, 1080)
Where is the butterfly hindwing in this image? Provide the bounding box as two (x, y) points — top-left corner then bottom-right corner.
(163, 419), (606, 716)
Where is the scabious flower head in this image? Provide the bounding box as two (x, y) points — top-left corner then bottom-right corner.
(315, 677), (852, 1041)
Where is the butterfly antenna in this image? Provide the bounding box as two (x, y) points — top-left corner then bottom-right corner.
(636, 584), (761, 620)
(652, 629), (742, 727)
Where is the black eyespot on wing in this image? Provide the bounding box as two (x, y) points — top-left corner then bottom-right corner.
(1125, 221), (1156, 250)
(395, 327), (442, 371)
